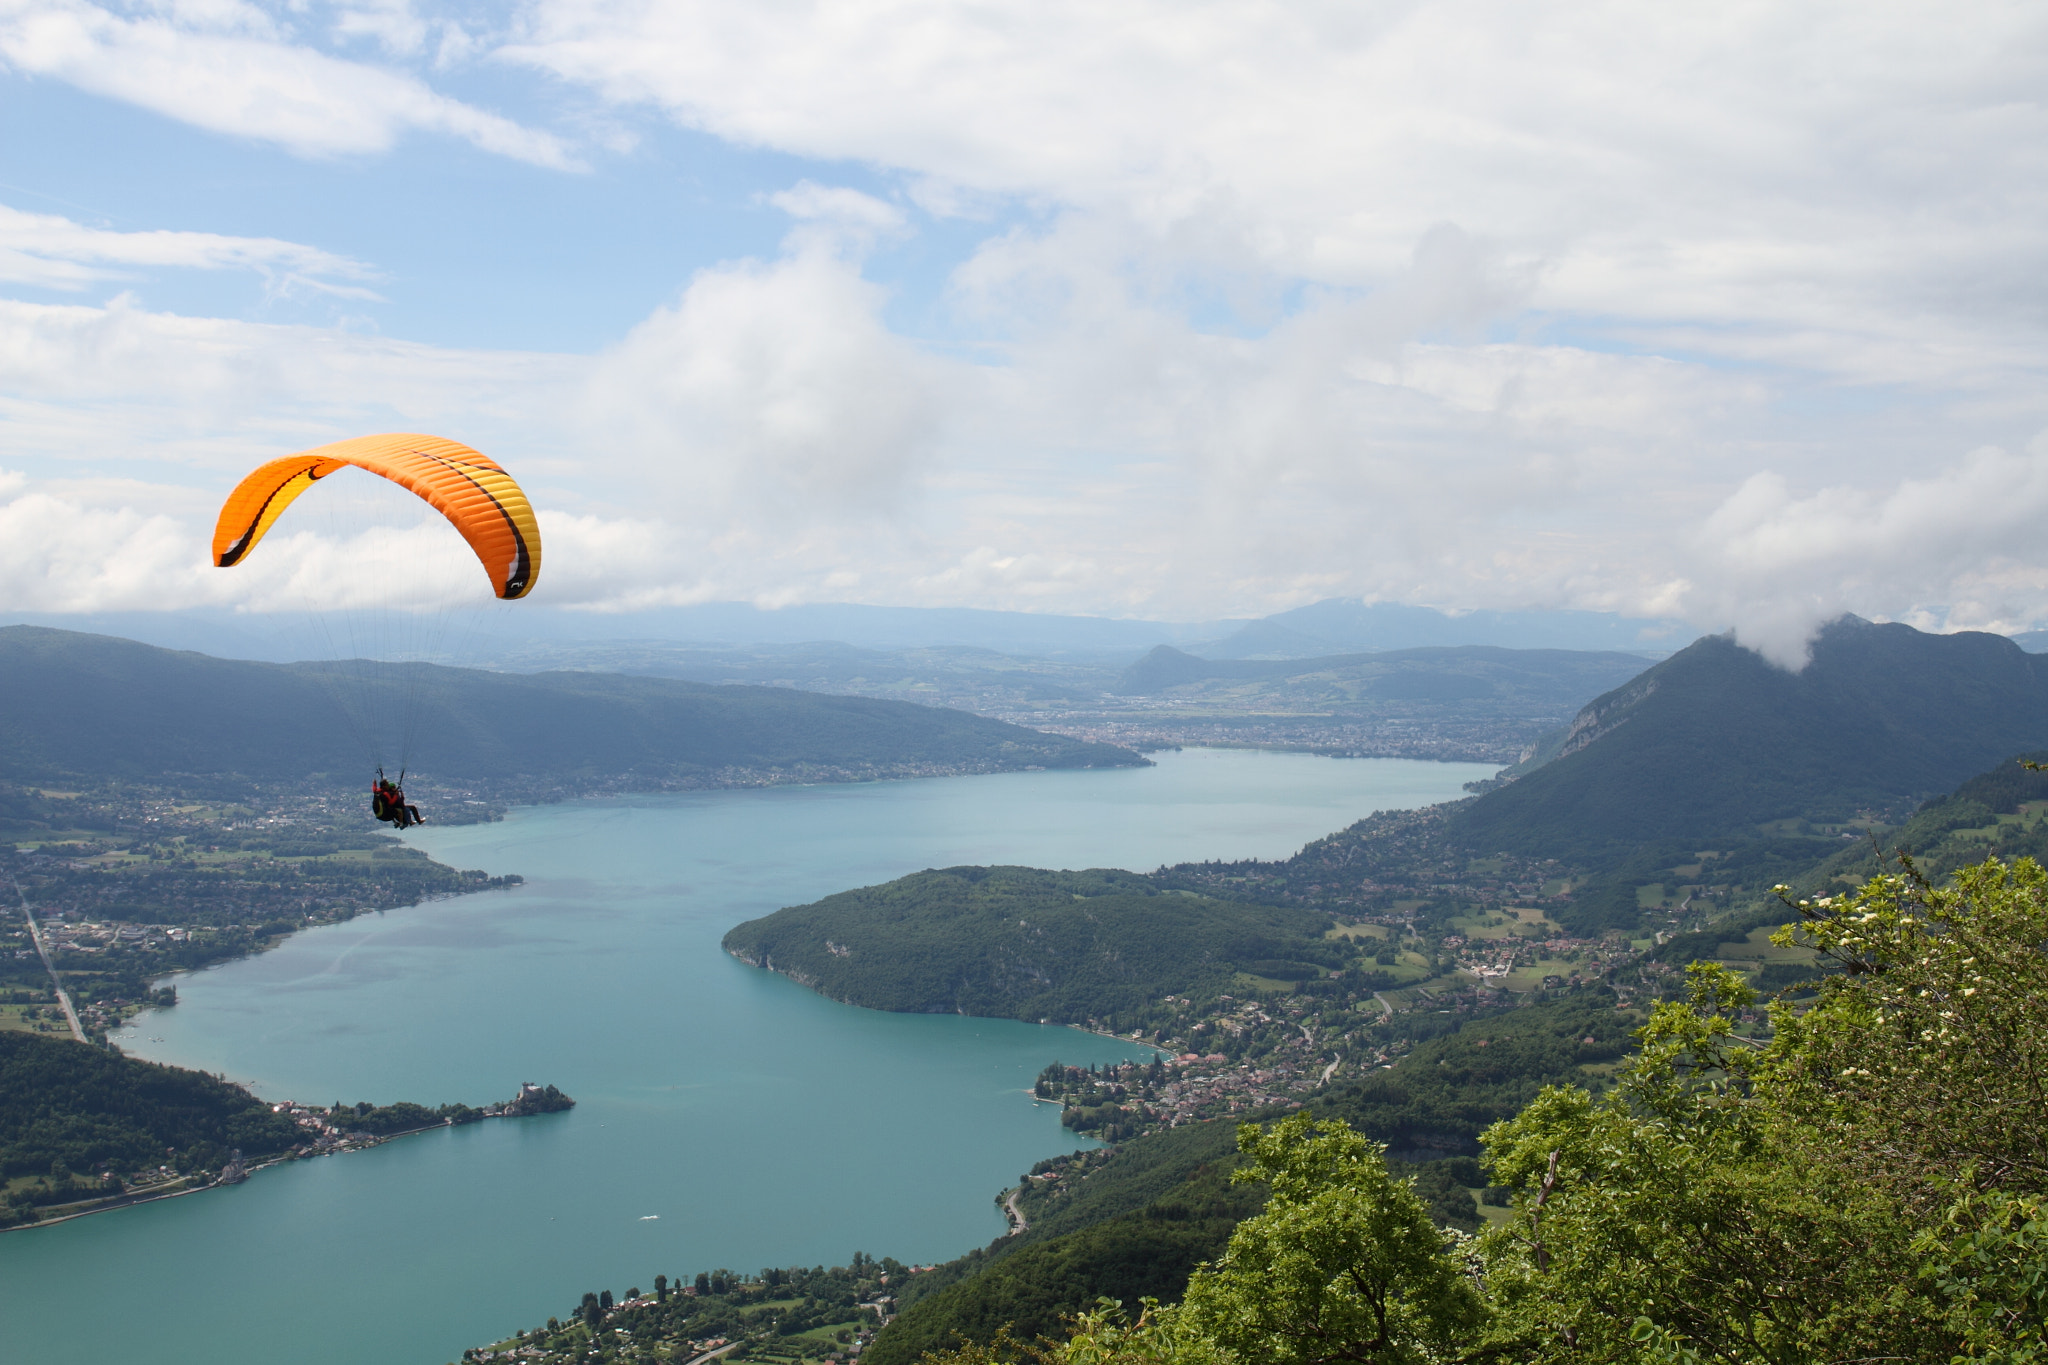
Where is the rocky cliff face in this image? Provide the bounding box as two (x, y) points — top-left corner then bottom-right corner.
(1555, 673), (1662, 760)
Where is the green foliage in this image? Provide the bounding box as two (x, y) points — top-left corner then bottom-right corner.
(0, 625), (1142, 786)
(872, 1184), (1255, 1365)
(1175, 1114), (1481, 1365)
(1466, 853), (2048, 1361)
(1314, 993), (1632, 1159)
(335, 1101), (446, 1136)
(723, 867), (1338, 1023)
(1475, 1048), (1936, 1362)
(1922, 1188), (2048, 1362)
(1767, 857), (2048, 1213)
(1792, 752), (2048, 900)
(0, 1031), (301, 1184)
(1929, 750), (2048, 818)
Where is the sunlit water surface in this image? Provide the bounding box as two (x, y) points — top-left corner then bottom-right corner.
(0, 748), (1489, 1364)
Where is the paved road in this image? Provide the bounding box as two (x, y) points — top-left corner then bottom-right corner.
(9, 872), (85, 1043)
(679, 1343), (741, 1365)
(1004, 1186), (1029, 1235)
(1372, 992), (1395, 1020)
(1319, 1055), (1341, 1085)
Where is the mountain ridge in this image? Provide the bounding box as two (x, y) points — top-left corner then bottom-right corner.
(0, 626), (1143, 788)
(1450, 617), (2048, 865)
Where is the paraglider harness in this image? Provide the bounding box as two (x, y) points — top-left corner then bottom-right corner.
(371, 769), (423, 829)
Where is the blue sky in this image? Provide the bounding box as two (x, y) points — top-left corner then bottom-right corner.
(2, 0), (2045, 665)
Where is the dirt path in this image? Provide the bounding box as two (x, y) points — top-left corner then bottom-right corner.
(9, 873), (85, 1043)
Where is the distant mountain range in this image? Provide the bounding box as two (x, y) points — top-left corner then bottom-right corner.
(16, 598), (2042, 668)
(0, 627), (1141, 788)
(0, 597), (1689, 665)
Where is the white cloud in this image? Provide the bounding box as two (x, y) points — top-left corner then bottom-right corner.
(0, 0), (581, 168)
(506, 0), (2048, 391)
(583, 228), (949, 520)
(0, 203), (378, 296)
(1686, 437), (2048, 667)
(767, 181), (904, 233)
(0, 478), (224, 612)
(329, 0), (428, 57)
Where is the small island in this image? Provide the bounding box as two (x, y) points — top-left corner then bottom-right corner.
(0, 1031), (573, 1230)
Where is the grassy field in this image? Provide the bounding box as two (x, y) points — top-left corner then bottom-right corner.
(1713, 925), (1814, 965)
(1489, 955), (1584, 991)
(0, 1007), (67, 1036)
(744, 1318), (866, 1362)
(1452, 907), (1560, 941)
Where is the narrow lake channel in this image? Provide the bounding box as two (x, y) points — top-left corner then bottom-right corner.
(0, 748), (1491, 1365)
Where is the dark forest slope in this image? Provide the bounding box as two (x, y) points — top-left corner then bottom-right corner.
(0, 627), (1140, 784)
(1449, 618), (2048, 865)
(722, 867), (1341, 1023)
(0, 1031), (301, 1183)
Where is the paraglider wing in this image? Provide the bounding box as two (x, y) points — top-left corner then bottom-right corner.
(211, 433), (542, 599)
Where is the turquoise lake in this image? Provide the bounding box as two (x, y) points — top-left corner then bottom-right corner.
(0, 748), (1490, 1364)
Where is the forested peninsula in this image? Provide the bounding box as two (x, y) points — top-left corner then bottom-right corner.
(0, 1030), (572, 1229)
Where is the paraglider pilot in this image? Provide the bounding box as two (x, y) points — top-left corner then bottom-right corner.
(371, 771), (422, 829)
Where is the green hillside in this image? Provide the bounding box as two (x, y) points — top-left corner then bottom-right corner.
(721, 867), (1343, 1023)
(1667, 749), (2048, 955)
(0, 1032), (302, 1198)
(0, 626), (1141, 786)
(1449, 617), (2048, 867)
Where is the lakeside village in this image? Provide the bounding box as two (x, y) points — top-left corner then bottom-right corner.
(461, 1254), (931, 1365)
(1, 781), (523, 1042)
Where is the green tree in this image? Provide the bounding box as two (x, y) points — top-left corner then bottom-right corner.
(1173, 1113), (1480, 1364)
(1471, 852), (2048, 1362)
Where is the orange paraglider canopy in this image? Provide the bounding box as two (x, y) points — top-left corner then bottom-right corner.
(211, 433), (541, 599)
